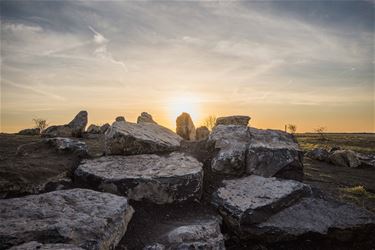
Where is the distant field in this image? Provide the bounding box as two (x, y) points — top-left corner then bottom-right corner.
(296, 133), (375, 154)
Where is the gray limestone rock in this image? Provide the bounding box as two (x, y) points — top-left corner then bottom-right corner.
(215, 115), (250, 126)
(329, 149), (361, 168)
(0, 189), (134, 250)
(75, 152), (203, 204)
(105, 121), (182, 155)
(212, 175), (312, 232)
(137, 112), (157, 124)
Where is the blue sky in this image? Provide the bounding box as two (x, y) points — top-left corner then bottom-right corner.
(1, 0), (374, 132)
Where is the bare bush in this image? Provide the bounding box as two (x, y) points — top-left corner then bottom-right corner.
(314, 126), (327, 140)
(287, 124), (297, 134)
(203, 115), (217, 131)
(33, 118), (49, 132)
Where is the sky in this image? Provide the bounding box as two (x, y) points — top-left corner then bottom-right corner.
(1, 0), (374, 133)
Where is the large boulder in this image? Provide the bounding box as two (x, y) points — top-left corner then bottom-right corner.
(246, 128), (304, 181)
(195, 126), (210, 141)
(0, 189), (134, 250)
(137, 112), (157, 124)
(208, 125), (250, 175)
(105, 121), (182, 155)
(10, 242), (84, 250)
(176, 112), (196, 141)
(0, 137), (87, 198)
(329, 149), (361, 168)
(306, 147), (330, 161)
(41, 111), (88, 138)
(18, 128), (40, 135)
(215, 115), (250, 126)
(145, 219), (225, 250)
(75, 152), (203, 204)
(244, 198), (375, 247)
(87, 124), (101, 134)
(212, 176), (312, 233)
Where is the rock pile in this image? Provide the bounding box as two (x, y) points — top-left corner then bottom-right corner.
(42, 111), (88, 138)
(2, 111), (375, 249)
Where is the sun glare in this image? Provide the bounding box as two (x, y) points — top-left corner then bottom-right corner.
(168, 95), (201, 122)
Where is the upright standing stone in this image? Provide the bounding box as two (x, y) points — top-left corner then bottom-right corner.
(68, 111), (88, 137)
(176, 112), (196, 141)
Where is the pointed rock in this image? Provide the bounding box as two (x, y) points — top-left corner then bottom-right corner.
(137, 112), (157, 124)
(176, 112), (196, 141)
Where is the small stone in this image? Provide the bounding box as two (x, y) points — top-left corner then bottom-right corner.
(195, 126), (210, 141)
(87, 124), (101, 134)
(116, 116), (126, 122)
(18, 128), (40, 135)
(100, 123), (110, 134)
(306, 147), (330, 161)
(329, 150), (361, 168)
(137, 112), (157, 124)
(215, 115), (250, 126)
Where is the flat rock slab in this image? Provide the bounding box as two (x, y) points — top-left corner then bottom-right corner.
(215, 115), (250, 126)
(208, 125), (250, 175)
(247, 128), (304, 181)
(10, 242), (84, 250)
(212, 176), (312, 231)
(75, 152), (203, 204)
(0, 189), (134, 250)
(0, 138), (87, 198)
(105, 121), (182, 155)
(245, 198), (375, 246)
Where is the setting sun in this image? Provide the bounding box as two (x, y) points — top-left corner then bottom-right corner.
(167, 95), (202, 124)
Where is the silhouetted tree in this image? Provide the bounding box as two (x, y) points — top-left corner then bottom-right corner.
(33, 118), (48, 132)
(203, 115), (217, 131)
(314, 126), (327, 140)
(287, 124), (297, 134)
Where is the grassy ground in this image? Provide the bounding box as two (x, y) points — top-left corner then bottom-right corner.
(296, 133), (375, 212)
(296, 133), (375, 154)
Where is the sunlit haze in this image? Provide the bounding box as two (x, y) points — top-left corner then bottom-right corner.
(1, 1), (374, 132)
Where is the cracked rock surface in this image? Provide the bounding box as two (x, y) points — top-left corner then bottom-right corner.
(0, 189), (134, 250)
(75, 152), (203, 204)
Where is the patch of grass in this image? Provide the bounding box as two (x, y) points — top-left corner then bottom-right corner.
(340, 185), (375, 199)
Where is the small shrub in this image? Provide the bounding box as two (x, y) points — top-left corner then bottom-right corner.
(203, 115), (217, 131)
(287, 124), (297, 134)
(33, 118), (49, 132)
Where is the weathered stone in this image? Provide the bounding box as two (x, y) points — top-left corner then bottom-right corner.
(215, 115), (250, 126)
(115, 116), (126, 122)
(10, 242), (84, 250)
(68, 111), (88, 137)
(143, 218), (224, 250)
(0, 138), (87, 198)
(41, 125), (72, 138)
(75, 152), (203, 204)
(87, 124), (101, 134)
(195, 126), (210, 141)
(212, 176), (312, 232)
(246, 128), (304, 181)
(245, 198), (375, 245)
(105, 121), (182, 155)
(0, 189), (134, 250)
(208, 125), (250, 175)
(41, 111), (88, 138)
(137, 112), (157, 124)
(329, 149), (361, 168)
(166, 219), (225, 250)
(176, 112), (196, 141)
(306, 147), (330, 161)
(100, 123), (110, 134)
(18, 128), (40, 135)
